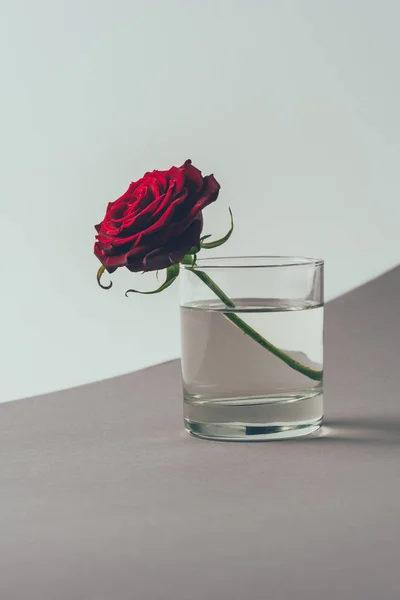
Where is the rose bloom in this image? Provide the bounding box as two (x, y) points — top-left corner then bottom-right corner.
(94, 160), (220, 273)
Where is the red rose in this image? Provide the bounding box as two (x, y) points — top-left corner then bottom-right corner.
(94, 160), (220, 273)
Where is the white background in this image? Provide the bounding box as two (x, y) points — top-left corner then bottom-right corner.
(1, 0), (399, 402)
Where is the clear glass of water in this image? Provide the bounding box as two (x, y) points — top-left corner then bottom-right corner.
(180, 256), (324, 441)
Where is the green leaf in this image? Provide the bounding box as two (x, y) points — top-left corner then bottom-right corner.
(201, 208), (234, 250)
(125, 263), (179, 297)
(200, 234), (212, 243)
(97, 265), (113, 290)
(181, 252), (197, 266)
(185, 245), (199, 255)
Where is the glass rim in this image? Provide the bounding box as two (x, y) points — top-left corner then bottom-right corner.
(183, 255), (324, 269)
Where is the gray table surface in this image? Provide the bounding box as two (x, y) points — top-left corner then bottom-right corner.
(1, 267), (400, 600)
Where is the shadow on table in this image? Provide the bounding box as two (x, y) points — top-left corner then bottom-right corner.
(301, 417), (400, 447)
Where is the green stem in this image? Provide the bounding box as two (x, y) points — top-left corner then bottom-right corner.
(190, 268), (323, 382)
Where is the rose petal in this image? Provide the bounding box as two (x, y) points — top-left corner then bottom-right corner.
(119, 182), (177, 236)
(186, 174), (220, 217)
(94, 162), (220, 274)
(102, 187), (189, 248)
(143, 170), (168, 193)
(141, 217), (202, 272)
(182, 159), (204, 192)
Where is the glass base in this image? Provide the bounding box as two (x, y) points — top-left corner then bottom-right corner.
(184, 392), (323, 441)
